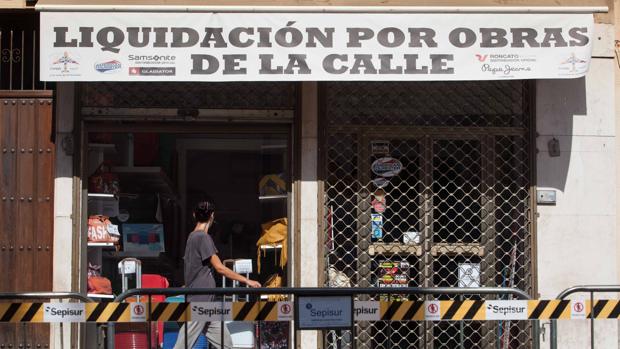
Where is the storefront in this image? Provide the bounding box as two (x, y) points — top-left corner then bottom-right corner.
(33, 3), (613, 349)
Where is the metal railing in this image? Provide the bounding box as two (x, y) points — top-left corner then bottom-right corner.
(107, 286), (532, 349)
(550, 285), (620, 349)
(0, 292), (93, 349)
(0, 291), (93, 302)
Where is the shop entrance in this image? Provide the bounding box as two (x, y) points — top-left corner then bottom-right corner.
(84, 128), (292, 348)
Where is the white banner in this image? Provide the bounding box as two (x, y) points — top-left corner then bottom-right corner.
(43, 303), (86, 323)
(40, 12), (593, 81)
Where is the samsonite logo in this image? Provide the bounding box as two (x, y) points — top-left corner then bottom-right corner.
(43, 303), (85, 322)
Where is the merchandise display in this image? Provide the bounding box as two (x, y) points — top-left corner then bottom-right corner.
(86, 131), (290, 348)
(89, 162), (120, 195)
(87, 215), (120, 243)
(377, 260), (410, 301)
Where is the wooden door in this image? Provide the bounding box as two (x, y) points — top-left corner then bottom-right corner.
(0, 92), (54, 348)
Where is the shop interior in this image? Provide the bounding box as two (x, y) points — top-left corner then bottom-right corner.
(85, 130), (290, 348)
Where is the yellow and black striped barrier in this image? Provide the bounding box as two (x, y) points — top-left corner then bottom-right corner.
(1, 300), (620, 322)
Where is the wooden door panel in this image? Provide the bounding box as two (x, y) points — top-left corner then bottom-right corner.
(0, 96), (53, 349)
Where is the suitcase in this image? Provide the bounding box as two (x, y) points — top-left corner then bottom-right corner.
(115, 258), (157, 349)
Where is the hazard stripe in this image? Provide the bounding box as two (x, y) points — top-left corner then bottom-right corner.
(383, 302), (401, 320)
(464, 301), (484, 320)
(549, 300), (569, 320)
(592, 300), (608, 319)
(234, 302), (255, 321)
(87, 303), (107, 322)
(256, 302), (276, 321)
(528, 300), (549, 319)
(150, 303), (167, 321)
(403, 302), (424, 320)
(1, 304), (21, 322)
(92, 303), (120, 322)
(21, 303), (42, 322)
(169, 303), (189, 321)
(108, 303), (128, 322)
(443, 300), (463, 320)
(608, 301), (620, 318)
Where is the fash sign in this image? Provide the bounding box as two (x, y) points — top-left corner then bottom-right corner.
(296, 296), (353, 330)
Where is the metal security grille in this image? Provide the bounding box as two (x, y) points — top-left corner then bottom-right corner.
(79, 82), (297, 109)
(321, 81), (533, 348)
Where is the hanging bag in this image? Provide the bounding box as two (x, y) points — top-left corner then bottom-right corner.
(88, 162), (120, 195)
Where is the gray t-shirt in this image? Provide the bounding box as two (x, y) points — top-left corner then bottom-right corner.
(184, 231), (218, 302)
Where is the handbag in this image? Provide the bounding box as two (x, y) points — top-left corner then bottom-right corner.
(87, 263), (113, 295)
(264, 274), (287, 301)
(88, 215), (120, 243)
(88, 162), (120, 195)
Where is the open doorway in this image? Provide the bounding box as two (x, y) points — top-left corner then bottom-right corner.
(84, 128), (291, 348)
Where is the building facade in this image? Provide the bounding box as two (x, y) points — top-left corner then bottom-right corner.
(0, 1), (618, 348)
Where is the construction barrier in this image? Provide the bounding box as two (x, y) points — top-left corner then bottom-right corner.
(1, 299), (617, 323)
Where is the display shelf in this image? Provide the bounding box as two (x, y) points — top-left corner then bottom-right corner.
(259, 244), (283, 250)
(430, 243), (485, 257)
(88, 193), (116, 198)
(103, 250), (162, 258)
(368, 242), (485, 257)
(88, 143), (117, 154)
(112, 166), (178, 198)
(258, 195), (287, 201)
(369, 243), (422, 256)
(87, 242), (117, 249)
(88, 293), (115, 299)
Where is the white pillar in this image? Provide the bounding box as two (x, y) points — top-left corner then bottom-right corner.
(299, 81), (319, 349)
(51, 82), (77, 349)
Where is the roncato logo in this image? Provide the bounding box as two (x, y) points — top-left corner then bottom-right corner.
(94, 60), (122, 73)
(475, 54), (488, 62)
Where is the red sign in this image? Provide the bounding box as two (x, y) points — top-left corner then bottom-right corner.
(133, 304), (145, 316)
(573, 302), (584, 313)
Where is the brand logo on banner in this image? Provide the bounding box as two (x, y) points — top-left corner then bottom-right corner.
(485, 300), (528, 320)
(354, 301), (381, 321)
(372, 157), (403, 177)
(43, 303), (86, 323)
(190, 302), (232, 322)
(130, 303), (147, 322)
(425, 301), (441, 321)
(39, 13), (593, 82)
(48, 51), (80, 77)
(95, 59), (122, 73)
